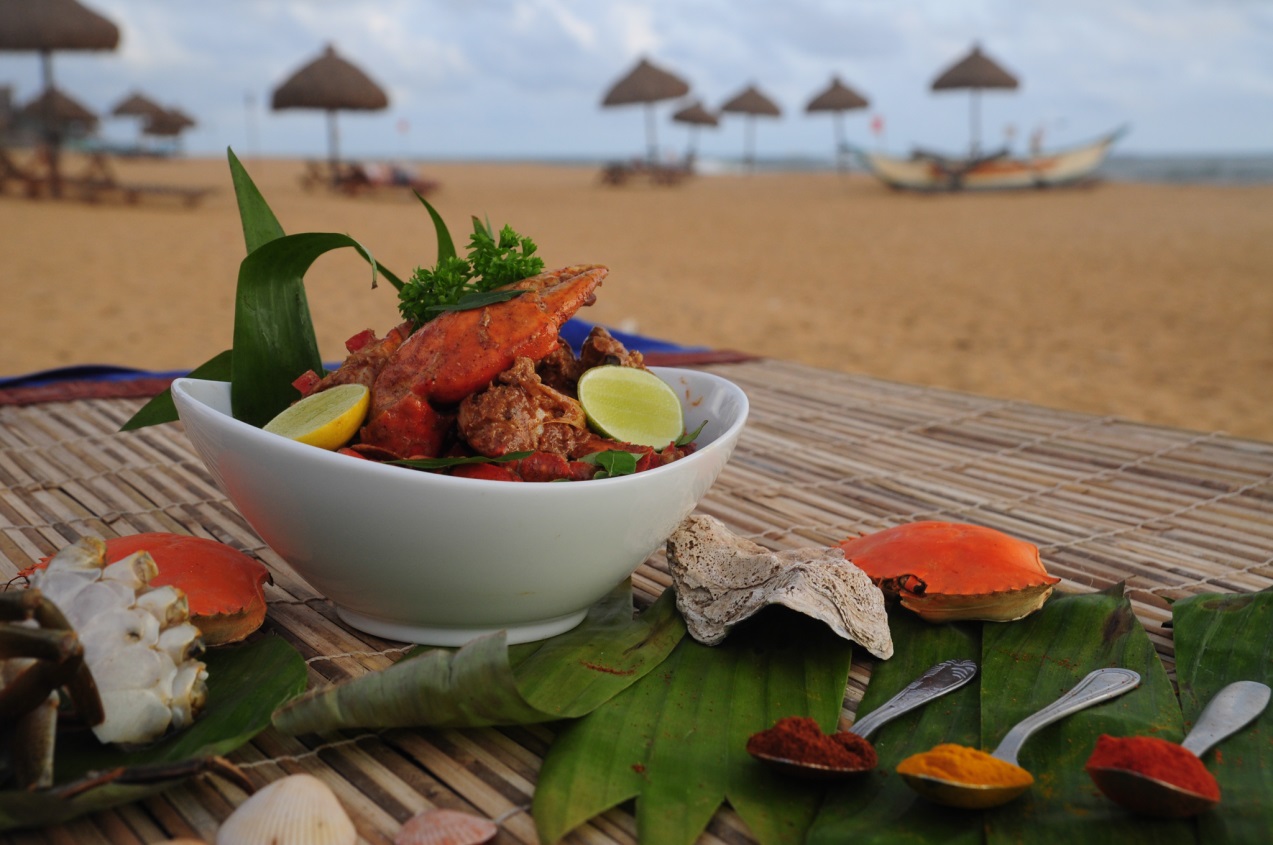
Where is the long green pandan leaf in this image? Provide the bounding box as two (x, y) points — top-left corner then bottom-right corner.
(1173, 589), (1273, 843)
(981, 585), (1189, 845)
(808, 612), (983, 845)
(119, 149), (406, 431)
(534, 610), (854, 845)
(272, 582), (684, 735)
(119, 349), (233, 431)
(230, 231), (372, 426)
(0, 634), (306, 831)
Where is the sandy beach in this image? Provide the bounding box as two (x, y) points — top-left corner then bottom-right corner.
(2, 154), (1270, 441)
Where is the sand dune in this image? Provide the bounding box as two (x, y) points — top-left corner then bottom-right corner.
(2, 154), (1270, 441)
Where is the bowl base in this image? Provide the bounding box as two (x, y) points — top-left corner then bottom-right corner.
(335, 605), (590, 647)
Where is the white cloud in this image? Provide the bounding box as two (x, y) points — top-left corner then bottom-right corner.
(1, 1), (1270, 159)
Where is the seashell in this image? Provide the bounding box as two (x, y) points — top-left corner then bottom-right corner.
(395, 808), (498, 845)
(216, 774), (356, 845)
(666, 514), (894, 658)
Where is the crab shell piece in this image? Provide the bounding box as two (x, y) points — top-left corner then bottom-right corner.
(836, 521), (1060, 623)
(101, 535), (271, 646)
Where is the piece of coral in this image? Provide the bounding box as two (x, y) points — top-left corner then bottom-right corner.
(666, 514), (893, 658)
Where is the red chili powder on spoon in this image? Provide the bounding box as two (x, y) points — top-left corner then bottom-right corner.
(1085, 734), (1220, 801)
(746, 716), (878, 770)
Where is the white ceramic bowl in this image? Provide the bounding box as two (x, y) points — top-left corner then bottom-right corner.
(171, 368), (748, 646)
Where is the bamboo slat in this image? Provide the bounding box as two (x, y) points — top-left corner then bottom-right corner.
(1, 359), (1271, 843)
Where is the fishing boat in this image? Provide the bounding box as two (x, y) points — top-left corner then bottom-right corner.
(854, 127), (1127, 192)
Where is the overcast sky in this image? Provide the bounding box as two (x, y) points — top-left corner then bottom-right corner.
(3, 1), (1271, 163)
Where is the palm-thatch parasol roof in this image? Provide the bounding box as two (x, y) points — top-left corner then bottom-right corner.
(671, 99), (718, 160)
(931, 44), (1019, 91)
(0, 0), (119, 54)
(111, 90), (167, 119)
(271, 43), (389, 167)
(601, 57), (690, 162)
(805, 75), (870, 171)
(931, 43), (1019, 155)
(672, 100), (718, 127)
(144, 107), (196, 137)
(17, 86), (97, 130)
(0, 0), (119, 194)
(720, 84), (781, 169)
(806, 75), (869, 113)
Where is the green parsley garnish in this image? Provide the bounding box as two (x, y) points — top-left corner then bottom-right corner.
(398, 219), (545, 325)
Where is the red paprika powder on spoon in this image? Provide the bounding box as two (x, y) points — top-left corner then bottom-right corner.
(746, 716), (878, 773)
(1086, 734), (1220, 801)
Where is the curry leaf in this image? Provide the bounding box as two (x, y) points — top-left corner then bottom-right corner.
(271, 581), (684, 734)
(676, 420), (708, 447)
(0, 635), (306, 831)
(534, 609), (853, 845)
(1173, 588), (1273, 844)
(578, 450), (642, 478)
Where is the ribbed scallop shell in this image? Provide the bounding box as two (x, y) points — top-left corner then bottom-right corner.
(395, 808), (497, 845)
(216, 774), (355, 845)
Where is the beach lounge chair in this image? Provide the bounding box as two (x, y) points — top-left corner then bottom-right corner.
(0, 148), (44, 198)
(68, 152), (212, 207)
(599, 158), (692, 187)
(299, 159), (439, 198)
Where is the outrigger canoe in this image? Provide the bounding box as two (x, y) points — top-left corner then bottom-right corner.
(854, 127), (1127, 192)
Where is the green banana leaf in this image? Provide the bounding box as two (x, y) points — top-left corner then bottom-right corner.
(0, 634), (306, 831)
(272, 582), (685, 735)
(1173, 588), (1273, 843)
(981, 584), (1188, 845)
(811, 584), (1189, 845)
(807, 612), (983, 845)
(534, 609), (854, 845)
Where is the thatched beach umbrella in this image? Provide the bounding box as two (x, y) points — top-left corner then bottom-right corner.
(601, 57), (690, 163)
(720, 84), (781, 170)
(111, 90), (166, 120)
(144, 107), (195, 137)
(0, 0), (119, 194)
(931, 43), (1019, 156)
(271, 43), (389, 169)
(670, 99), (718, 160)
(806, 75), (869, 171)
(17, 85), (97, 130)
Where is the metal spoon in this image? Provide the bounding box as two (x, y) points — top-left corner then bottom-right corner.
(750, 658), (978, 779)
(1087, 680), (1271, 818)
(901, 667), (1141, 809)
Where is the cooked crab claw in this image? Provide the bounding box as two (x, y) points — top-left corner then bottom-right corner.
(360, 263), (608, 456)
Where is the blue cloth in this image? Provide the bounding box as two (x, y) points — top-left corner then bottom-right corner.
(0, 318), (699, 388)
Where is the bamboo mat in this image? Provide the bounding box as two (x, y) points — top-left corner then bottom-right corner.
(2, 358), (1272, 844)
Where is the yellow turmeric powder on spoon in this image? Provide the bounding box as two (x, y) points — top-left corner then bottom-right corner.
(897, 743), (1034, 788)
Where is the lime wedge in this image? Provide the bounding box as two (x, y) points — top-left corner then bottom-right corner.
(577, 366), (684, 447)
(263, 384), (370, 450)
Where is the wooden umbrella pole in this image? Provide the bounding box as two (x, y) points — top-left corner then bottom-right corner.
(834, 111), (846, 172)
(644, 102), (658, 164)
(39, 49), (65, 198)
(970, 89), (981, 157)
(326, 109), (340, 179)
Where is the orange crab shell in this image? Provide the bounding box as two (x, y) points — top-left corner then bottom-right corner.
(836, 521), (1060, 623)
(30, 533), (271, 645)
